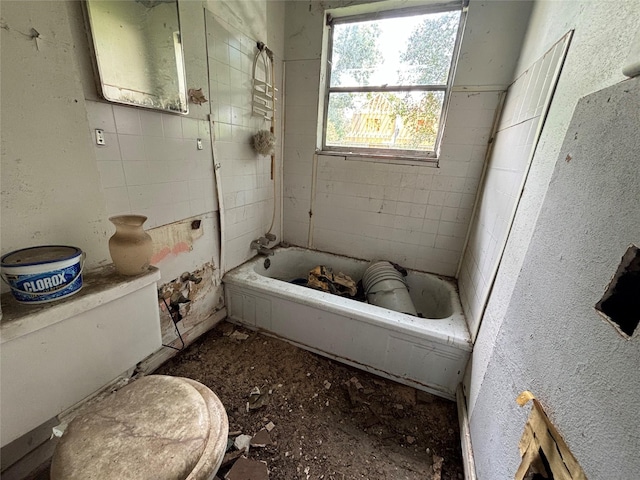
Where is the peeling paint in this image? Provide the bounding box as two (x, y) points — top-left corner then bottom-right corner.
(157, 262), (223, 344)
(149, 219), (203, 265)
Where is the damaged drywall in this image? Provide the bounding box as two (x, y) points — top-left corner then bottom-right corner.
(145, 213), (224, 352)
(469, 75), (640, 479)
(158, 262), (224, 346)
(150, 217), (205, 265)
(148, 213), (220, 282)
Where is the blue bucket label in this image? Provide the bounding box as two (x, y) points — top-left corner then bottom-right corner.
(5, 263), (82, 303)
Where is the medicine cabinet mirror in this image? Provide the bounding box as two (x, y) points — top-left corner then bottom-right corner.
(85, 0), (188, 113)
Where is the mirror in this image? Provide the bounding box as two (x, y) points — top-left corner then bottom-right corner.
(85, 0), (188, 113)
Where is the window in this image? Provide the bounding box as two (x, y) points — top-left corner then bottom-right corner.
(321, 2), (466, 161)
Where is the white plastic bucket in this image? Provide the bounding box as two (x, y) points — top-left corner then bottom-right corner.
(362, 261), (417, 316)
(1, 246), (84, 304)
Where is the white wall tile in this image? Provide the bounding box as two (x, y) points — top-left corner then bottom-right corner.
(162, 114), (183, 138)
(113, 106), (142, 135)
(122, 161), (149, 186)
(96, 161), (126, 188)
(118, 135), (145, 161)
(282, 63), (501, 275)
(86, 101), (116, 133)
(458, 41), (567, 339)
(104, 186), (130, 214)
(94, 134), (121, 161)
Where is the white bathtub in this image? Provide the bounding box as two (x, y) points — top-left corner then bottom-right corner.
(223, 247), (471, 399)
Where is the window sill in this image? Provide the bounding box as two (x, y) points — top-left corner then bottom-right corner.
(317, 150), (439, 167)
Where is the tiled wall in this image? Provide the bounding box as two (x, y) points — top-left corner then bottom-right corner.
(87, 100), (217, 229)
(281, 1), (533, 279)
(285, 89), (500, 277)
(205, 12), (283, 272)
(458, 34), (571, 339)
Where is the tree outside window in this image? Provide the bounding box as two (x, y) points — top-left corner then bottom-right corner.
(323, 6), (463, 159)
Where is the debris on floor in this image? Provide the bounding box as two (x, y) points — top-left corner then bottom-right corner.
(432, 454), (444, 480)
(230, 330), (249, 341)
(247, 386), (269, 411)
(156, 322), (464, 479)
(234, 434), (252, 453)
(250, 430), (272, 447)
(225, 456), (269, 480)
(221, 449), (244, 469)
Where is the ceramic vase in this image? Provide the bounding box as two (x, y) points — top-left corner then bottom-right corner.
(108, 215), (153, 276)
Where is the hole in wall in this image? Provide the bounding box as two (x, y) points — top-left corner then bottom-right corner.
(595, 245), (640, 338)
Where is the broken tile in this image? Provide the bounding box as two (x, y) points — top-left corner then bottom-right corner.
(225, 457), (269, 480)
(234, 434), (252, 453)
(230, 330), (249, 341)
(250, 429), (272, 447)
(265, 421), (275, 432)
(323, 380), (332, 390)
(220, 449), (243, 469)
(248, 386), (269, 411)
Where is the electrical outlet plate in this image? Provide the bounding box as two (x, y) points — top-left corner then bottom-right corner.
(95, 129), (106, 146)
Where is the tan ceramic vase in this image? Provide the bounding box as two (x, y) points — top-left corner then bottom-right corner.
(108, 215), (153, 276)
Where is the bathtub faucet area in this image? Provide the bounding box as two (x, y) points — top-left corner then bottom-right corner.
(250, 235), (275, 256)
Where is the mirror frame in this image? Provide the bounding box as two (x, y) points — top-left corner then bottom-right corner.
(83, 0), (189, 114)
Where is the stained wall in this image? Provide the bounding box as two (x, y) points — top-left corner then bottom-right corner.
(467, 1), (640, 478)
(283, 0), (533, 276)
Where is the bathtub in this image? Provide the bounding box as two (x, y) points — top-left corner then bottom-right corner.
(223, 247), (471, 399)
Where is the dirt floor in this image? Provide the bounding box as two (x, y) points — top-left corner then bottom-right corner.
(155, 321), (464, 480)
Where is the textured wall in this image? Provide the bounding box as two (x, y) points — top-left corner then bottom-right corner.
(465, 1), (640, 480)
(468, 0), (640, 425)
(282, 0), (532, 276)
(0, 1), (112, 270)
(470, 75), (640, 479)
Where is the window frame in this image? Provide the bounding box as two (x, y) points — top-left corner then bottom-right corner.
(319, 1), (467, 163)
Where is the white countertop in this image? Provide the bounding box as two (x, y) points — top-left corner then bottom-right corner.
(1, 265), (160, 344)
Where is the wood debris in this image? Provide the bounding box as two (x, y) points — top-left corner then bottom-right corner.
(515, 390), (587, 480)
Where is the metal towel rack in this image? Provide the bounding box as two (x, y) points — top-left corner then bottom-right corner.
(252, 42), (276, 120)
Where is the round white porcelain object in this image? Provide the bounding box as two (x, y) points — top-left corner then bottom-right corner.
(50, 375), (228, 480)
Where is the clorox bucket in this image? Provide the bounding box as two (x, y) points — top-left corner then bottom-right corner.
(1, 246), (84, 304)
